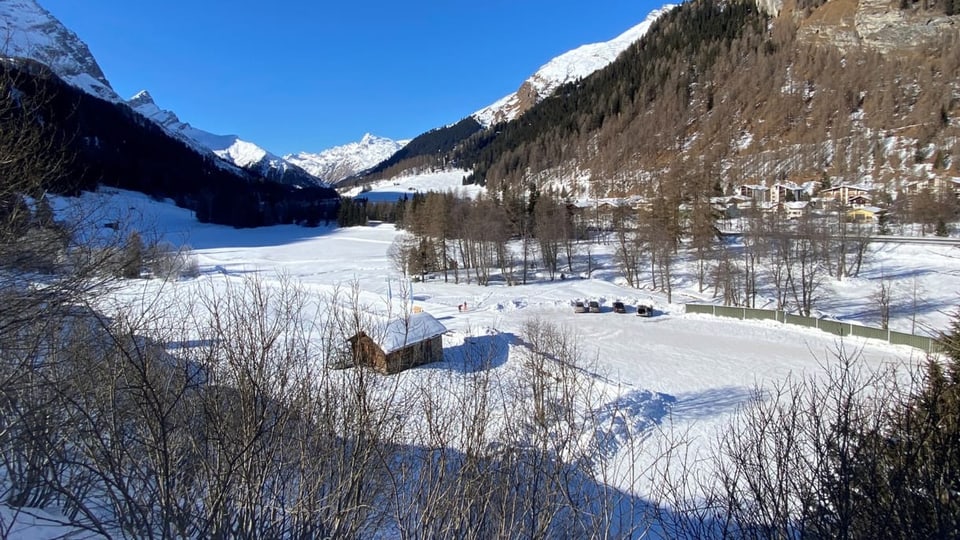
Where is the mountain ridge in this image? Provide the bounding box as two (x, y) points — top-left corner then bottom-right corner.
(127, 90), (325, 187)
(472, 6), (674, 126)
(286, 134), (410, 185)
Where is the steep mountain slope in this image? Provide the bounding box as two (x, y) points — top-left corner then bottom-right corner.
(0, 0), (120, 102)
(473, 5), (674, 126)
(285, 134), (410, 185)
(128, 91), (324, 187)
(450, 0), (960, 201)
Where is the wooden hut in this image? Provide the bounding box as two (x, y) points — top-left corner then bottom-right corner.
(348, 312), (446, 374)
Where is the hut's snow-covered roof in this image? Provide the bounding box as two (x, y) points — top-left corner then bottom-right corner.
(374, 312), (447, 354)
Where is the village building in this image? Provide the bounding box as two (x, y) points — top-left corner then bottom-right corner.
(770, 182), (806, 205)
(782, 201), (810, 220)
(348, 312), (447, 374)
(846, 206), (885, 223)
(818, 184), (871, 204)
(737, 184), (769, 203)
(848, 194), (872, 207)
(906, 176), (960, 197)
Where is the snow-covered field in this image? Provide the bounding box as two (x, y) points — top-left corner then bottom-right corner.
(19, 185), (957, 537)
(104, 190), (955, 440)
(340, 169), (484, 201)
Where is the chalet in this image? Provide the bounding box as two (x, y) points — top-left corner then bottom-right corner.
(348, 312), (447, 374)
(846, 206), (885, 223)
(848, 194), (872, 207)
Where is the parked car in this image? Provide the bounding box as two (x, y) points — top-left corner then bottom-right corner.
(588, 300), (601, 313)
(612, 301), (626, 314)
(636, 304), (653, 317)
(573, 300), (587, 313)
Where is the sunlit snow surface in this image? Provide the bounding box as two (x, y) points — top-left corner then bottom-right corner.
(22, 186), (956, 536)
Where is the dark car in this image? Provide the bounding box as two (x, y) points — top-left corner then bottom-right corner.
(573, 300), (587, 313)
(612, 301), (626, 313)
(588, 300), (601, 313)
(636, 304), (653, 317)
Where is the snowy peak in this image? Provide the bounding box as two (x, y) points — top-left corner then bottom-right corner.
(0, 0), (120, 102)
(473, 6), (674, 126)
(128, 89), (156, 108)
(286, 135), (410, 185)
(127, 89), (184, 130)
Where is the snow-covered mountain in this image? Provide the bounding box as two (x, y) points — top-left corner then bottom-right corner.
(0, 0), (120, 103)
(286, 134), (410, 185)
(128, 91), (323, 186)
(0, 0), (322, 187)
(473, 6), (674, 126)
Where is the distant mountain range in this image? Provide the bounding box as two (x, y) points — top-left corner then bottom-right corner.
(286, 134), (411, 186)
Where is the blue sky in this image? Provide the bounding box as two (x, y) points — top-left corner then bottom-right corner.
(42, 0), (663, 156)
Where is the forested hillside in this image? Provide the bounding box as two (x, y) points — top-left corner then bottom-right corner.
(359, 0), (960, 205)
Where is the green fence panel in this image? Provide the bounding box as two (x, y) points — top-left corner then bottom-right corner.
(817, 319), (851, 337)
(685, 304), (715, 315)
(930, 340), (952, 355)
(744, 308), (778, 321)
(889, 331), (933, 352)
(715, 306), (746, 319)
(785, 314), (817, 328)
(850, 325), (889, 341)
(776, 311), (787, 323)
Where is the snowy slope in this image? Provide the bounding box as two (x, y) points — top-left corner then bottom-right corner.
(286, 134), (410, 185)
(473, 6), (674, 126)
(0, 0), (120, 103)
(128, 90), (325, 187)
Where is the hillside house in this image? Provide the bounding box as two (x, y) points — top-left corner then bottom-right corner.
(848, 194), (872, 207)
(348, 312), (447, 374)
(906, 176), (960, 197)
(846, 206), (885, 223)
(770, 182), (806, 205)
(819, 184), (870, 204)
(782, 201), (810, 219)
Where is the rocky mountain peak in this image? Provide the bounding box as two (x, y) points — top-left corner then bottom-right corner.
(0, 0), (120, 102)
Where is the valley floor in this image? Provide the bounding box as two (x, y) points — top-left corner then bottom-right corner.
(16, 188), (956, 537)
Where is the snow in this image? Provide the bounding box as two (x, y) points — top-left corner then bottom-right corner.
(340, 168), (485, 201)
(473, 6), (674, 126)
(373, 312), (447, 354)
(12, 187), (958, 534)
